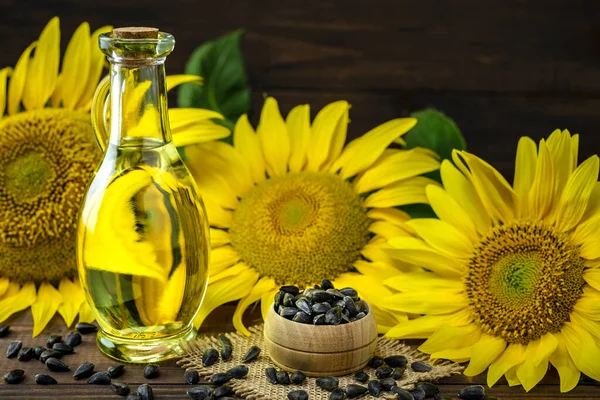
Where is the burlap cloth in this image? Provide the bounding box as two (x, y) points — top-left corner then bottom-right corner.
(178, 325), (463, 399)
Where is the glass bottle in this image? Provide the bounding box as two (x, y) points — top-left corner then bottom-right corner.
(77, 27), (209, 363)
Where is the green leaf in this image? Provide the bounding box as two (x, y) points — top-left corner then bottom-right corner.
(399, 203), (437, 219)
(178, 30), (250, 128)
(405, 108), (466, 161)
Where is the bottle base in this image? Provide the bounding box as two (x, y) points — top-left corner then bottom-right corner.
(96, 325), (197, 363)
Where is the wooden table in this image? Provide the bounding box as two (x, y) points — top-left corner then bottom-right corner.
(0, 305), (599, 399)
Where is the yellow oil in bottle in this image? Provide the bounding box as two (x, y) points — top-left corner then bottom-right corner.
(77, 138), (209, 362)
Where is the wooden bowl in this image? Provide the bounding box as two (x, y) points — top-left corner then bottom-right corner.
(263, 303), (378, 377)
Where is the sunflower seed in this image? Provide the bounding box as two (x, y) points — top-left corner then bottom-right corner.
(311, 290), (334, 303)
(312, 302), (331, 314)
(112, 381), (131, 396)
(88, 371), (111, 384)
(411, 388), (426, 400)
(33, 346), (44, 359)
(391, 387), (415, 400)
(17, 347), (34, 361)
(329, 388), (346, 400)
(213, 384), (233, 398)
(73, 362), (95, 379)
(126, 394), (142, 400)
(3, 369), (24, 384)
(295, 298), (312, 315)
(221, 344), (233, 361)
(265, 367), (278, 384)
(379, 377), (397, 391)
(279, 306), (299, 319)
(53, 343), (74, 354)
(376, 366), (393, 379)
(356, 299), (367, 314)
(392, 366), (406, 380)
(325, 306), (342, 325)
(346, 384), (368, 398)
(276, 370), (291, 385)
(326, 289), (344, 299)
(290, 371), (306, 384)
(416, 382), (440, 397)
(411, 361), (432, 372)
(457, 385), (485, 400)
(283, 293), (296, 307)
(185, 369), (200, 385)
(108, 364), (125, 378)
(280, 285), (300, 295)
(292, 311), (312, 324)
(343, 296), (359, 316)
(369, 356), (384, 368)
(385, 355), (408, 368)
(202, 348), (219, 367)
(313, 314), (326, 325)
(354, 370), (369, 383)
(186, 386), (212, 400)
(218, 334), (232, 348)
(47, 335), (62, 348)
(211, 373), (232, 386)
(339, 287), (358, 299)
(227, 365), (249, 379)
(138, 383), (153, 400)
(288, 390), (309, 400)
(35, 373), (57, 385)
(65, 332), (82, 347)
(76, 322), (97, 334)
(0, 325), (9, 337)
(46, 357), (70, 372)
(40, 349), (62, 363)
(368, 380), (382, 396)
(144, 364), (160, 379)
(6, 340), (22, 358)
(274, 291), (284, 309)
(316, 376), (339, 391)
(242, 345), (261, 363)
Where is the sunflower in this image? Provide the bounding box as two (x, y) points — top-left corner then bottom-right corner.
(381, 129), (600, 392)
(0, 17), (229, 337)
(183, 97), (442, 335)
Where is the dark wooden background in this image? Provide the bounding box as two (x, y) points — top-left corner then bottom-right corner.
(2, 0), (600, 177)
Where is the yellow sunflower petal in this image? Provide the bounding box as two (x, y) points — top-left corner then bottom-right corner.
(354, 260), (403, 280)
(172, 123), (231, 147)
(8, 42), (36, 115)
(0, 282), (36, 324)
(464, 334), (507, 376)
(203, 196), (233, 228)
(187, 169), (238, 210)
(426, 185), (478, 244)
(584, 269), (600, 292)
(562, 322), (600, 381)
(257, 97), (290, 177)
(381, 291), (467, 315)
(0, 67), (11, 118)
(367, 208), (411, 227)
(0, 282), (19, 300)
(233, 276), (277, 336)
(57, 278), (85, 327)
(78, 301), (95, 323)
(210, 262), (252, 285)
(528, 140), (555, 220)
(77, 25), (112, 110)
(210, 228), (231, 248)
(430, 346), (472, 363)
(406, 218), (474, 259)
(385, 310), (473, 339)
(513, 136), (537, 218)
(487, 343), (526, 387)
(368, 221), (412, 240)
(166, 75), (202, 91)
(331, 118), (417, 179)
(384, 272), (463, 293)
(169, 108), (224, 129)
(23, 17), (60, 110)
(505, 367), (521, 387)
(571, 214), (600, 253)
(306, 100), (349, 172)
(31, 282), (62, 337)
(515, 337), (554, 392)
(546, 129), (574, 195)
(208, 245), (241, 276)
(573, 294), (600, 321)
(570, 311), (600, 341)
(286, 104), (311, 172)
(549, 332), (580, 393)
(419, 324), (480, 354)
(234, 114), (266, 184)
(582, 182), (600, 224)
(261, 289), (279, 320)
(60, 22), (91, 109)
(0, 278), (8, 297)
(363, 177), (439, 208)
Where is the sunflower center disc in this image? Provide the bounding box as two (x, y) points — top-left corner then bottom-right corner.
(4, 151), (54, 200)
(465, 222), (585, 344)
(229, 172), (370, 286)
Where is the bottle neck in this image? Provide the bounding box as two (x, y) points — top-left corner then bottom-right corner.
(109, 60), (172, 147)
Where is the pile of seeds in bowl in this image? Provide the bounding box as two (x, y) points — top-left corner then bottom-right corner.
(274, 280), (368, 325)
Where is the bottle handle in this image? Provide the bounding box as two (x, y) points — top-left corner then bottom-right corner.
(91, 74), (111, 153)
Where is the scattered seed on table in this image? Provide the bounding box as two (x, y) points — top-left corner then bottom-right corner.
(73, 362), (95, 379)
(227, 365), (249, 379)
(53, 343), (74, 354)
(184, 369), (200, 385)
(330, 388), (346, 400)
(138, 383), (154, 400)
(0, 325), (9, 338)
(202, 348), (219, 367)
(391, 387), (415, 400)
(17, 347), (34, 361)
(379, 377), (397, 391)
(144, 364), (160, 379)
(187, 385), (212, 400)
(265, 367), (278, 384)
(47, 335), (62, 348)
(287, 390), (309, 400)
(218, 334), (232, 347)
(6, 340), (22, 358)
(210, 373), (232, 386)
(316, 376), (339, 391)
(392, 366), (406, 380)
(375, 366), (393, 379)
(242, 345), (261, 363)
(221, 344), (233, 361)
(3, 369), (24, 384)
(276, 370), (291, 385)
(416, 382), (440, 397)
(40, 350), (63, 363)
(46, 357), (70, 372)
(87, 371), (111, 384)
(65, 332), (82, 347)
(411, 388), (426, 400)
(33, 346), (44, 359)
(108, 364), (125, 378)
(354, 370), (369, 383)
(384, 355), (408, 368)
(368, 380), (382, 396)
(458, 385), (486, 400)
(346, 384), (368, 398)
(213, 384), (233, 398)
(411, 361), (433, 372)
(35, 374), (57, 385)
(112, 381), (131, 396)
(76, 322), (97, 334)
(290, 371), (306, 384)
(369, 356), (384, 368)
(126, 393), (142, 400)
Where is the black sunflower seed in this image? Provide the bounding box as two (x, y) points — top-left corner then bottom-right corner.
(17, 347), (34, 361)
(280, 285), (300, 296)
(313, 314), (326, 325)
(40, 349), (62, 363)
(288, 390), (309, 400)
(33, 346), (44, 359)
(392, 366), (406, 380)
(385, 355), (408, 368)
(326, 289), (344, 299)
(321, 279), (334, 290)
(457, 385), (486, 400)
(356, 299), (367, 314)
(325, 306), (342, 325)
(3, 369), (24, 384)
(185, 369), (200, 385)
(210, 373), (232, 386)
(376, 366), (393, 379)
(75, 322), (97, 334)
(144, 364), (160, 379)
(227, 365), (249, 379)
(202, 348), (219, 367)
(0, 325), (9, 337)
(213, 384), (233, 398)
(218, 334), (232, 348)
(330, 388), (346, 400)
(108, 364), (125, 378)
(265, 367), (278, 384)
(221, 344), (233, 361)
(112, 381), (131, 396)
(411, 388), (426, 400)
(138, 383), (153, 400)
(311, 290), (334, 303)
(73, 361), (95, 379)
(312, 302), (331, 314)
(87, 371), (111, 384)
(274, 291), (284, 309)
(416, 382), (440, 397)
(47, 335), (62, 348)
(242, 345), (261, 363)
(126, 394), (142, 400)
(295, 298), (312, 315)
(391, 387), (414, 400)
(354, 370), (369, 383)
(411, 361), (432, 372)
(46, 357), (70, 372)
(7, 340), (22, 358)
(35, 373), (57, 385)
(316, 376), (339, 391)
(292, 311), (312, 324)
(344, 296), (358, 316)
(341, 314), (351, 324)
(279, 306), (299, 319)
(339, 287), (358, 299)
(65, 332), (82, 347)
(53, 343), (74, 354)
(283, 293), (296, 307)
(346, 384), (368, 398)
(369, 356), (384, 368)
(290, 371), (306, 384)
(379, 377), (397, 391)
(368, 380), (382, 396)
(276, 370), (291, 385)
(186, 386), (212, 400)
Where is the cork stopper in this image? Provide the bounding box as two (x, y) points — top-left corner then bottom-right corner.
(113, 27), (159, 39)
